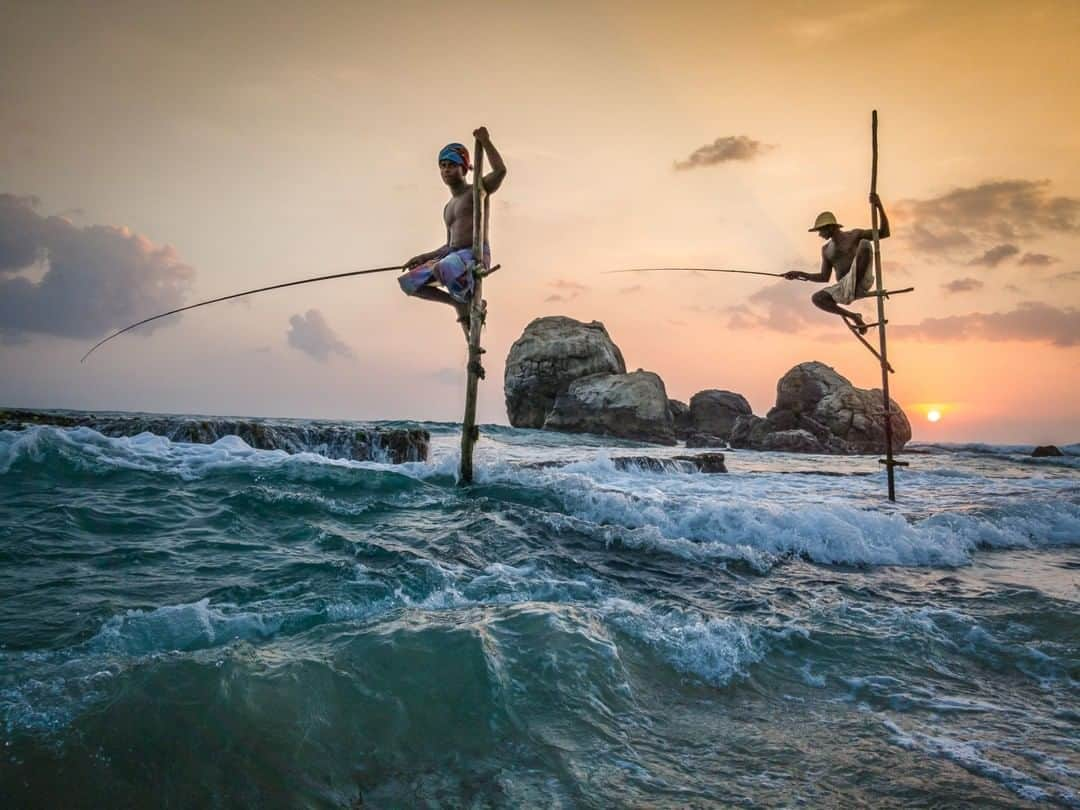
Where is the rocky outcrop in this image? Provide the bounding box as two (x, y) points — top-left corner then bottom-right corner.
(688, 390), (752, 441)
(504, 317), (626, 428)
(685, 433), (726, 448)
(0, 409), (429, 464)
(614, 453), (727, 474)
(1031, 445), (1064, 457)
(729, 414), (772, 449)
(728, 362), (910, 454)
(669, 399), (692, 440)
(543, 370), (677, 445)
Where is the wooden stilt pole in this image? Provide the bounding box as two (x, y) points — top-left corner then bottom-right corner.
(870, 109), (902, 501)
(458, 137), (488, 485)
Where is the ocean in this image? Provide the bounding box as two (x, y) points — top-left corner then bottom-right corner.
(1, 417), (1078, 808)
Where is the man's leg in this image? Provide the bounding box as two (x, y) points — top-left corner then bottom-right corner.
(412, 285), (471, 338)
(811, 289), (867, 333)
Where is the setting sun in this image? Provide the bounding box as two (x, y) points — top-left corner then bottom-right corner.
(927, 410), (942, 423)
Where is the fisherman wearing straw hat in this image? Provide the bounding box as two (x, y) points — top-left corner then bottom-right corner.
(399, 127), (507, 339)
(784, 193), (890, 333)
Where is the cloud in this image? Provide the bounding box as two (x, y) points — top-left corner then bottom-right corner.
(1051, 270), (1080, 284)
(674, 136), (775, 170)
(545, 278), (588, 303)
(286, 309), (354, 361)
(967, 243), (1019, 267)
(895, 180), (1080, 251)
(942, 277), (984, 294)
(0, 193), (194, 340)
(1019, 252), (1060, 266)
(907, 224), (973, 254)
(892, 302), (1080, 347)
(619, 284), (643, 295)
(724, 281), (827, 333)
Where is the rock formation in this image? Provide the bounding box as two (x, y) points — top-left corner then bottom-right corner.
(543, 370), (677, 445)
(0, 409), (429, 464)
(504, 317), (626, 428)
(688, 390), (752, 441)
(668, 399), (692, 440)
(729, 362), (910, 454)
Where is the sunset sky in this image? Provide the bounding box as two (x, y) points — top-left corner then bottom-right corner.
(2, 0), (1078, 443)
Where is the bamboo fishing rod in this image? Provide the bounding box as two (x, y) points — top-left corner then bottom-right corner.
(81, 264), (404, 363)
(605, 267), (785, 279)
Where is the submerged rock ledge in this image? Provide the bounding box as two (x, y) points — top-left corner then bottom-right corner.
(0, 409), (429, 464)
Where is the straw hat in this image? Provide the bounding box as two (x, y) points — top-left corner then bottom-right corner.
(809, 211), (841, 231)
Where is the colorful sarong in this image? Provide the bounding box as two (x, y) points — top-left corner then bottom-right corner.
(398, 245), (490, 304)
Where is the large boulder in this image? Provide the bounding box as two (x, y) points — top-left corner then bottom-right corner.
(688, 390), (752, 441)
(669, 399), (692, 439)
(763, 361), (911, 454)
(728, 414), (772, 449)
(543, 370), (677, 445)
(504, 317), (626, 428)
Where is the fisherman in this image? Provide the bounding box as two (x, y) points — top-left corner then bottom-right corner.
(783, 192), (890, 333)
(399, 127), (507, 338)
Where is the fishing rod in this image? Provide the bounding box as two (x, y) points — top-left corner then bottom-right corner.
(81, 264), (404, 363)
(605, 267), (786, 279)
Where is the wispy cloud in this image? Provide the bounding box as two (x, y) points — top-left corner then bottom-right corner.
(724, 281), (829, 333)
(967, 243), (1019, 267)
(892, 302), (1080, 347)
(0, 193), (195, 340)
(286, 309), (353, 361)
(942, 277), (984, 294)
(544, 278), (589, 303)
(1019, 252), (1060, 266)
(674, 136), (775, 170)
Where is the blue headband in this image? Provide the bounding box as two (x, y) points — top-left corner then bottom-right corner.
(438, 143), (470, 170)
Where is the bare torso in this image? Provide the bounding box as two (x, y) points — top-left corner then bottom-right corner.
(444, 185), (477, 249)
(824, 229), (871, 280)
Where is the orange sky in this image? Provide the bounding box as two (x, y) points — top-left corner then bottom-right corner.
(1, 1), (1077, 443)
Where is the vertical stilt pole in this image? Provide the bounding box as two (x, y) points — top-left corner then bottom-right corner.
(870, 110), (897, 501)
(459, 137), (487, 485)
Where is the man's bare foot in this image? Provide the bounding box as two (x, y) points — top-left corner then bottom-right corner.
(845, 313), (869, 335)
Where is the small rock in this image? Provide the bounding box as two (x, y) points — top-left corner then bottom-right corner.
(1031, 445), (1064, 457)
(688, 390), (752, 441)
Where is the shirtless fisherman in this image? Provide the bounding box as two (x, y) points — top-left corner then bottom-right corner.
(399, 127), (507, 338)
(783, 193), (890, 333)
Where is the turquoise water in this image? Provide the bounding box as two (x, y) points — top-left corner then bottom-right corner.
(1, 421), (1078, 808)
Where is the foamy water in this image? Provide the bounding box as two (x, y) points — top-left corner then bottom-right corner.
(1, 420), (1077, 807)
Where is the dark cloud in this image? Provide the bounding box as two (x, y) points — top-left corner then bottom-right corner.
(674, 136), (774, 170)
(0, 193), (194, 340)
(286, 309), (353, 361)
(896, 180), (1080, 250)
(967, 243), (1019, 267)
(942, 277), (984, 294)
(1019, 252), (1060, 266)
(892, 302), (1080, 347)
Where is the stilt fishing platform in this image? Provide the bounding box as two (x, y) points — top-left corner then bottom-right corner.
(458, 135), (490, 485)
(866, 109), (909, 501)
